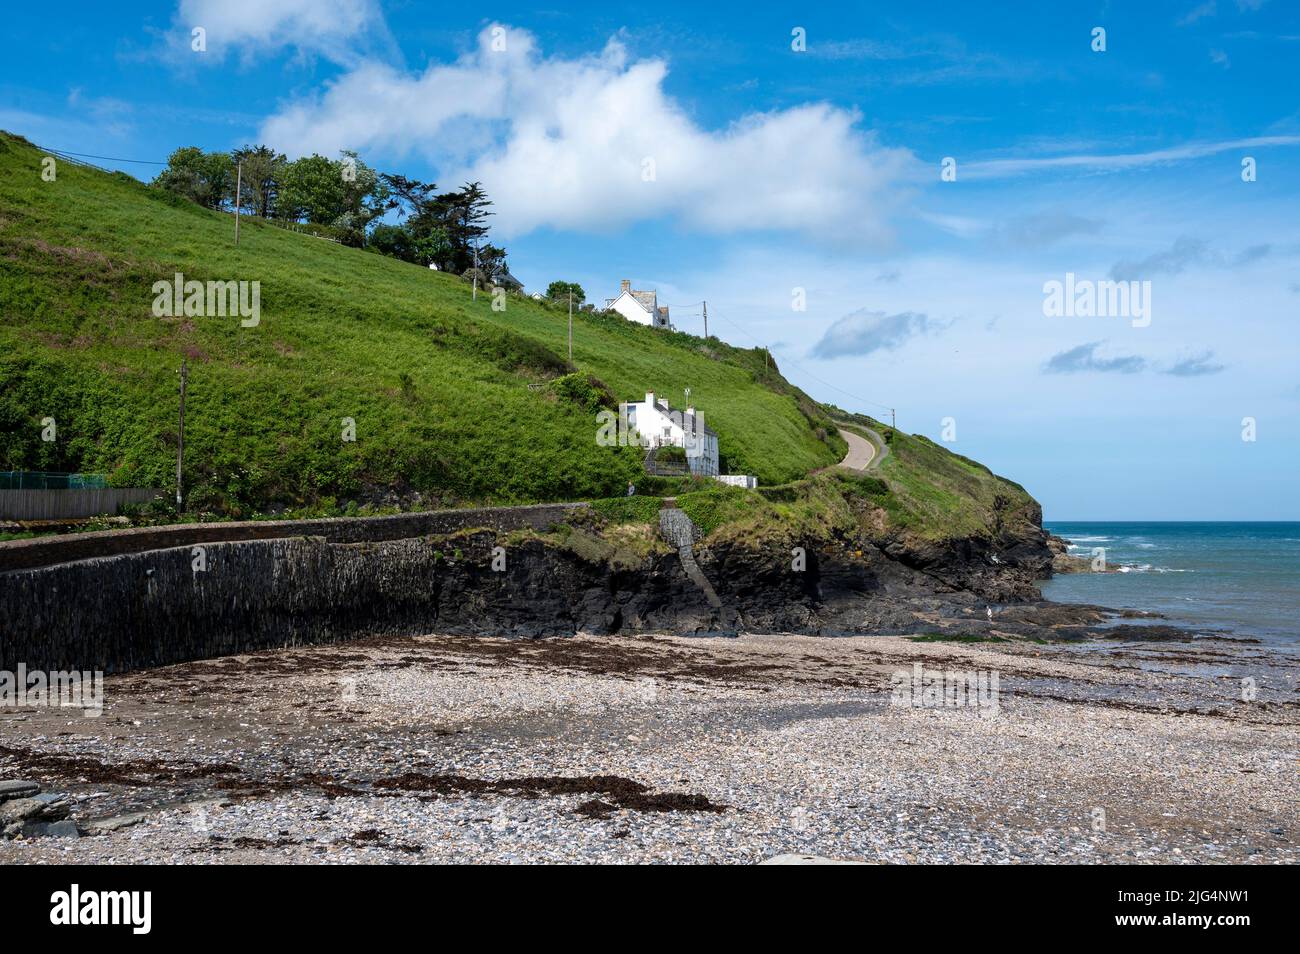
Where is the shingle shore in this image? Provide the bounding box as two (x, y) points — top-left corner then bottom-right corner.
(1, 632), (1295, 864)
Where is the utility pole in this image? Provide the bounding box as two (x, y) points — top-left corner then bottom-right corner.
(176, 359), (188, 511)
(568, 290), (573, 365)
(702, 300), (708, 339)
(890, 408), (896, 431)
(472, 239), (479, 302)
(233, 161), (242, 245)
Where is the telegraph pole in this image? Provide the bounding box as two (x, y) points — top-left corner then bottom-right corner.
(176, 359), (188, 511)
(568, 290), (573, 364)
(890, 408), (896, 431)
(472, 239), (479, 301)
(233, 161), (242, 245)
(702, 300), (708, 339)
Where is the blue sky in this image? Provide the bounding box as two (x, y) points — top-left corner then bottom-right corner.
(3, 1), (1298, 519)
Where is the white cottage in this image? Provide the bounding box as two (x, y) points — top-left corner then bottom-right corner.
(605, 279), (671, 329)
(622, 391), (719, 477)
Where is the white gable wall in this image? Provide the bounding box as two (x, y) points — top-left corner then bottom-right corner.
(608, 290), (670, 328)
(610, 291), (655, 326)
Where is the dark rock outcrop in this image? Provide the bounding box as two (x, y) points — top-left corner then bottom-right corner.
(0, 511), (1069, 673)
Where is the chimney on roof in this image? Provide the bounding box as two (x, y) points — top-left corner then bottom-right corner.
(620, 279), (631, 294)
(645, 391), (655, 407)
(686, 405), (695, 416)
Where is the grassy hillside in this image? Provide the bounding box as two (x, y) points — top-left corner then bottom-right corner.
(0, 132), (844, 516)
(830, 410), (1041, 541)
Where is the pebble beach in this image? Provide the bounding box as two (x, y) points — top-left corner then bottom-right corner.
(1, 632), (1296, 864)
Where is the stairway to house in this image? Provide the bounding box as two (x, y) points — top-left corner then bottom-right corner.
(658, 505), (728, 617)
(644, 446), (689, 477)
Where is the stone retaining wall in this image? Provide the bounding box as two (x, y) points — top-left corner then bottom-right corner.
(0, 503), (585, 573)
(0, 528), (721, 674)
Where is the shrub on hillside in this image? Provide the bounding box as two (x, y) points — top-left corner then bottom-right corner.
(676, 485), (761, 536)
(551, 372), (617, 411)
(590, 494), (661, 525)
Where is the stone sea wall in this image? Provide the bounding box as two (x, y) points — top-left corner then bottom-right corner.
(0, 529), (724, 673)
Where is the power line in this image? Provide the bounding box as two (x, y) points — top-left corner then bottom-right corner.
(32, 137), (893, 417)
(776, 353), (896, 416)
(41, 146), (166, 166)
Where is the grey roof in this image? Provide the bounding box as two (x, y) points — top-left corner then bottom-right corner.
(631, 290), (657, 313)
(493, 267), (524, 290)
(627, 396), (718, 438)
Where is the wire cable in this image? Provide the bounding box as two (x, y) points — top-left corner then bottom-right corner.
(42, 147), (166, 165)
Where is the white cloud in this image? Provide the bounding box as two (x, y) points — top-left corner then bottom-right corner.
(961, 135), (1300, 180)
(1177, 2), (1217, 26)
(259, 25), (916, 242)
(173, 0), (391, 65)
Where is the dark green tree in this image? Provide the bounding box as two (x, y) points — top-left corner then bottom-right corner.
(152, 147), (233, 209)
(546, 281), (585, 305)
(230, 144), (287, 218)
(379, 172), (438, 221)
(278, 154), (345, 224)
(425, 181), (494, 273)
(279, 151), (386, 246)
(367, 223), (417, 262)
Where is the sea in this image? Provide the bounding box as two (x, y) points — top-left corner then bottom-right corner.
(1039, 522), (1300, 645)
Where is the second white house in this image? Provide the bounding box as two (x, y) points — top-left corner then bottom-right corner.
(605, 280), (672, 329)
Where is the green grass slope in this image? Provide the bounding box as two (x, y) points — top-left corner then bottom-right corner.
(0, 132), (844, 515)
(831, 411), (1042, 542)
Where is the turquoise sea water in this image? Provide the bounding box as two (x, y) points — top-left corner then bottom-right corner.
(1040, 522), (1300, 644)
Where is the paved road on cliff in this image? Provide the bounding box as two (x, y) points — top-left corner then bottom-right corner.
(834, 426), (888, 472)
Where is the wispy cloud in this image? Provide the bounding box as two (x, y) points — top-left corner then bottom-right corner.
(810, 309), (935, 359)
(1165, 351), (1227, 376)
(916, 210), (986, 238)
(1043, 342), (1147, 375)
(1109, 237), (1271, 280)
(1110, 237), (1210, 280)
(961, 135), (1300, 180)
(1178, 2), (1217, 26)
(999, 210), (1103, 247)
